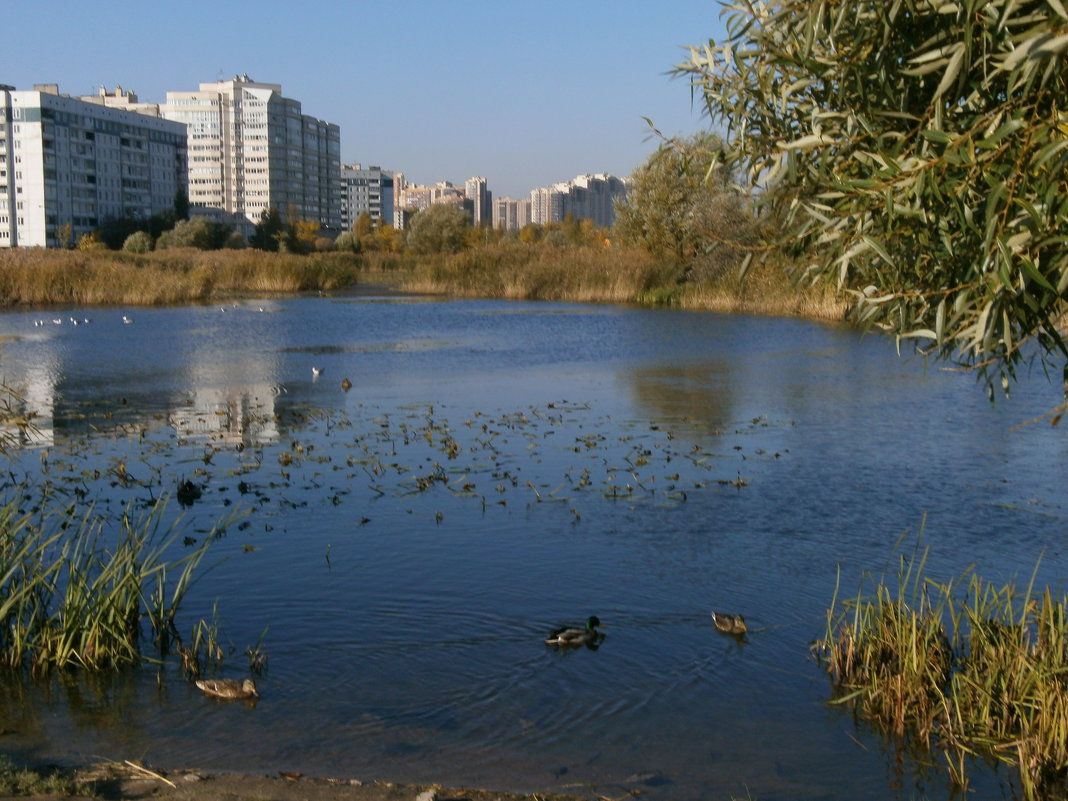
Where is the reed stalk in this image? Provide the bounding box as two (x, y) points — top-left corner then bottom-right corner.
(0, 494), (227, 673)
(815, 550), (1068, 797)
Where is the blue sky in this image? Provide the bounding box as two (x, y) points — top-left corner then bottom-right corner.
(5, 1), (726, 199)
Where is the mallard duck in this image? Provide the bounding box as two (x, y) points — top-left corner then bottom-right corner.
(545, 615), (602, 647)
(195, 678), (259, 700)
(711, 611), (747, 635)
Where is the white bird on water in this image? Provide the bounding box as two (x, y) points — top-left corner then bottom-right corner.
(122, 315), (134, 324)
(312, 367), (323, 379)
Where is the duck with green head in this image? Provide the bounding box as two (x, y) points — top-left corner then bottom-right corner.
(545, 615), (603, 647)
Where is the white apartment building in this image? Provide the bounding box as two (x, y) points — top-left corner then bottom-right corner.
(160, 75), (341, 233)
(530, 173), (628, 228)
(464, 176), (490, 227)
(0, 84), (187, 248)
(339, 163), (394, 230)
(491, 196), (532, 231)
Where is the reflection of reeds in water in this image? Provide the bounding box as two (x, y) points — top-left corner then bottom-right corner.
(0, 496), (227, 673)
(814, 542), (1068, 797)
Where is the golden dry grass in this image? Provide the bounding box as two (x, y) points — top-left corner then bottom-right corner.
(0, 249), (371, 306)
(401, 242), (849, 321)
(0, 245), (849, 325)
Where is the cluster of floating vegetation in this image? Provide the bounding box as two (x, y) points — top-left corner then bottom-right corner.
(814, 544), (1068, 799)
(9, 394), (784, 541)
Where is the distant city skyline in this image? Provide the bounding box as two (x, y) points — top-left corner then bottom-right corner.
(5, 1), (724, 199)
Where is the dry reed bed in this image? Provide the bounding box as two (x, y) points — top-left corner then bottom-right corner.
(402, 244), (849, 320)
(0, 249), (367, 306)
(1, 246), (848, 322)
(814, 548), (1068, 798)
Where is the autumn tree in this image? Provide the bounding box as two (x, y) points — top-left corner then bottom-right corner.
(615, 132), (757, 279)
(407, 203), (470, 255)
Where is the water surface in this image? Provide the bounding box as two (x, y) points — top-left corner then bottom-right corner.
(1, 293), (1065, 801)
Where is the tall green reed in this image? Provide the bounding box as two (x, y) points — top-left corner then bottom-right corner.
(0, 495), (229, 673)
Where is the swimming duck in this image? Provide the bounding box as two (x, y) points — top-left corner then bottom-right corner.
(195, 678), (259, 700)
(711, 611), (747, 635)
(545, 616), (602, 647)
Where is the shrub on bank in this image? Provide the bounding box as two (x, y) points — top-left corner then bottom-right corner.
(122, 231), (154, 253)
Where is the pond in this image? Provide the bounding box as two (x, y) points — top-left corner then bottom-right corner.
(1, 291), (1066, 801)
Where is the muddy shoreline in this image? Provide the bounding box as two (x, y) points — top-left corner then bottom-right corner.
(0, 761), (590, 801)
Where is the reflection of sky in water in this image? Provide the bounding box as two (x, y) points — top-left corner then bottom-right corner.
(0, 295), (1066, 801)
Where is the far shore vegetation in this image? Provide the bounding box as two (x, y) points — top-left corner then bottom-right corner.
(0, 139), (847, 320)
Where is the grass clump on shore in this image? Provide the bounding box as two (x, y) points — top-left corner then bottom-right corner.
(814, 547), (1068, 797)
(0, 495), (228, 673)
(0, 755), (86, 797)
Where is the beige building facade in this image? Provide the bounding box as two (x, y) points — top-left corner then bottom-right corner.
(160, 75), (341, 232)
(0, 84), (187, 248)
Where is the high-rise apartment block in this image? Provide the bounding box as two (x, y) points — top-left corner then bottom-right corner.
(464, 176), (490, 227)
(339, 163), (394, 230)
(492, 196), (532, 231)
(530, 173), (628, 228)
(159, 75), (341, 232)
(0, 84), (187, 248)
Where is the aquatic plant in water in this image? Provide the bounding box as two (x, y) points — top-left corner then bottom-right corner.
(0, 495), (231, 673)
(814, 545), (1068, 798)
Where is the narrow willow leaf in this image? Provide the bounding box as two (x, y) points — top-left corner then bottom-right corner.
(933, 45), (965, 99)
(1020, 258), (1055, 291)
(901, 328), (938, 339)
(998, 32), (1068, 70)
(777, 133), (835, 150)
(1033, 138), (1068, 169)
(921, 129), (954, 144)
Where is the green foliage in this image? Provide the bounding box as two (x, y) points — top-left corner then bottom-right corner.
(407, 203), (470, 255)
(223, 229), (248, 250)
(155, 216), (232, 250)
(334, 231), (361, 253)
(122, 231), (154, 254)
(677, 0), (1068, 395)
(615, 132), (759, 279)
(354, 211), (375, 238)
(251, 207), (285, 251)
(0, 496), (226, 672)
(55, 223), (73, 249)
